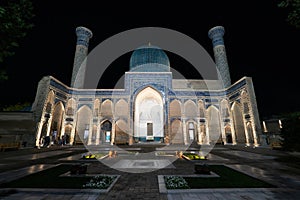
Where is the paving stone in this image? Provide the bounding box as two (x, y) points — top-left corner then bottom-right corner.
(0, 145), (300, 200)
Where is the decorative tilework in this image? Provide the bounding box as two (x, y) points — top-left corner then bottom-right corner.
(229, 92), (240, 100)
(208, 26), (225, 46)
(56, 92), (67, 100)
(129, 45), (170, 72)
(226, 79), (246, 94)
(50, 79), (70, 93)
(208, 26), (231, 88)
(75, 27), (93, 47)
(79, 98), (93, 101)
(205, 98), (219, 103)
(101, 98), (112, 102)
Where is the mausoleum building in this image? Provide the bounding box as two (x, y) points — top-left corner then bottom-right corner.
(31, 26), (262, 147)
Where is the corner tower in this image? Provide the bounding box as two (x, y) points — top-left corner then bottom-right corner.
(208, 26), (231, 88)
(70, 26), (93, 88)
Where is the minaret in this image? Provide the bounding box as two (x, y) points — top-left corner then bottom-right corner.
(208, 26), (231, 88)
(70, 26), (93, 88)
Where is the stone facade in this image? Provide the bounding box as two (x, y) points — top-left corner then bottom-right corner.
(31, 26), (262, 147)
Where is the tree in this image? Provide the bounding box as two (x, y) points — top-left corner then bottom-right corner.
(278, 0), (300, 28)
(0, 0), (34, 80)
(1, 102), (31, 111)
(280, 112), (300, 151)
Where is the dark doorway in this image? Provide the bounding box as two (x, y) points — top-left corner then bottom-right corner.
(101, 121), (112, 143)
(226, 133), (233, 143)
(147, 123), (153, 140)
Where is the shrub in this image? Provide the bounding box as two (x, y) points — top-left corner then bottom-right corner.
(83, 175), (117, 189)
(164, 176), (190, 189)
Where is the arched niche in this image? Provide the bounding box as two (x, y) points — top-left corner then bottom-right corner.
(184, 100), (197, 119)
(115, 99), (128, 117)
(75, 105), (92, 144)
(50, 102), (65, 142)
(231, 102), (246, 144)
(170, 119), (184, 144)
(100, 99), (113, 117)
(115, 119), (129, 144)
(207, 106), (221, 144)
(134, 87), (163, 141)
(169, 100), (181, 117)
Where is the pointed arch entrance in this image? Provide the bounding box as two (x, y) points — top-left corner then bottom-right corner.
(134, 87), (164, 142)
(232, 102), (246, 144)
(115, 120), (129, 144)
(170, 119), (184, 144)
(64, 124), (72, 144)
(50, 102), (65, 144)
(207, 106), (222, 144)
(101, 120), (112, 143)
(75, 105), (92, 145)
(225, 125), (232, 144)
(246, 122), (254, 145)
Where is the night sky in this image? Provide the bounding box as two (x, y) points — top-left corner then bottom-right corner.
(1, 0), (300, 119)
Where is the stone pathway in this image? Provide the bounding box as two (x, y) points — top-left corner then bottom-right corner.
(1, 191), (100, 200)
(0, 145), (300, 199)
(3, 150), (72, 160)
(0, 164), (57, 184)
(167, 188), (300, 200)
(222, 150), (276, 160)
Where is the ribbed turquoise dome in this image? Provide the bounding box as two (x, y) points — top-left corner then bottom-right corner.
(129, 45), (170, 72)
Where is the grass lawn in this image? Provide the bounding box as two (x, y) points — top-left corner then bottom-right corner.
(164, 165), (275, 189)
(0, 164), (112, 189)
(184, 165), (274, 189)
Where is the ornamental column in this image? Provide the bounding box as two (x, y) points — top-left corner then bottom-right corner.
(182, 118), (188, 145)
(96, 124), (101, 145)
(197, 118), (201, 144)
(87, 120), (93, 145)
(208, 26), (231, 88)
(71, 26), (93, 88)
(110, 120), (116, 145)
(35, 119), (44, 147)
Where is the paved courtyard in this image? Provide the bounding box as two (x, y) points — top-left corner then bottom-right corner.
(0, 144), (300, 200)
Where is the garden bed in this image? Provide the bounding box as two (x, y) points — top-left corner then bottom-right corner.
(158, 165), (275, 193)
(0, 164), (119, 192)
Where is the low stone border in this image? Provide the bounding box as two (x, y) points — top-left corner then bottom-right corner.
(158, 172), (220, 193)
(158, 186), (289, 194)
(0, 188), (106, 194)
(98, 174), (120, 193)
(117, 152), (139, 156)
(158, 164), (279, 193)
(155, 152), (176, 157)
